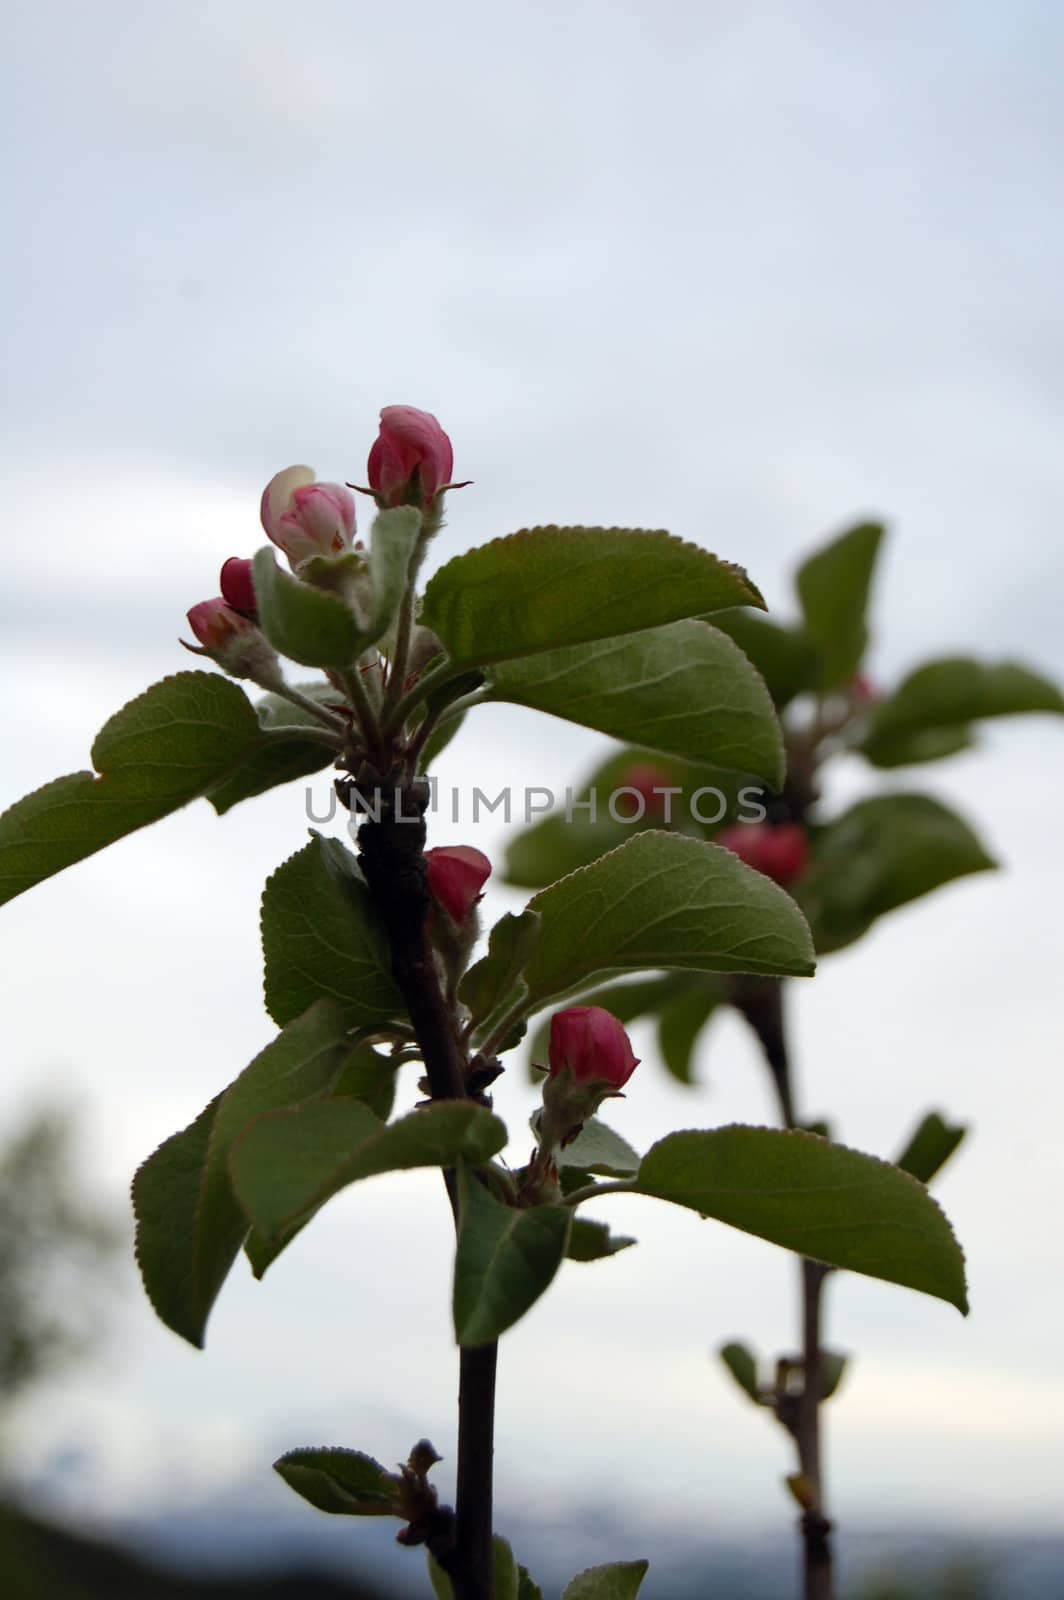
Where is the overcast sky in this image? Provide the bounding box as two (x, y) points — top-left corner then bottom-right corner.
(3, 0), (1063, 1578)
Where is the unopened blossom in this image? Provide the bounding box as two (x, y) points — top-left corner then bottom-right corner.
(260, 467), (356, 568)
(219, 557), (257, 616)
(367, 406), (455, 508)
(548, 1005), (640, 1091)
(425, 845), (491, 927)
(717, 821), (809, 887)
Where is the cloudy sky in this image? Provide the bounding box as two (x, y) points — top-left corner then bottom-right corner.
(3, 0), (1063, 1579)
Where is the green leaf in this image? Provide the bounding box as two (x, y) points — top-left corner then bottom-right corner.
(557, 1118), (641, 1177)
(895, 1112), (966, 1185)
(260, 833), (403, 1027)
(799, 794), (996, 954)
(208, 685), (340, 814)
(422, 526), (764, 668)
(518, 1566), (545, 1600)
(492, 1536), (520, 1600)
(231, 1100), (508, 1243)
(711, 610), (821, 709)
(453, 1165), (572, 1346)
(860, 656), (1064, 767)
(794, 521), (884, 689)
(332, 1040), (399, 1122)
(562, 1561), (649, 1600)
(273, 1447), (400, 1516)
(429, 1540), (526, 1600)
(719, 1341), (762, 1403)
(253, 548), (364, 668)
(657, 978), (727, 1085)
(132, 1000), (355, 1346)
(502, 745), (768, 891)
(520, 833), (816, 1008)
(820, 1350), (849, 1401)
(637, 1125), (968, 1312)
(567, 1217), (637, 1262)
(459, 911), (541, 1032)
(360, 506), (425, 648)
(487, 621), (784, 785)
(0, 671), (273, 906)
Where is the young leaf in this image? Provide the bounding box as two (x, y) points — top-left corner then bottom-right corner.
(718, 1341), (762, 1403)
(567, 1217), (637, 1262)
(260, 833), (403, 1027)
(794, 521), (884, 690)
(422, 526), (764, 667)
(895, 1111), (966, 1185)
(820, 1350), (849, 1401)
(459, 911), (541, 1031)
(453, 1165), (572, 1346)
(359, 506), (425, 647)
(491, 1536), (521, 1600)
(561, 1561), (649, 1600)
(231, 1100), (508, 1243)
(656, 978), (727, 1085)
(799, 793), (996, 954)
(487, 621), (784, 785)
(0, 671), (271, 906)
(520, 833), (816, 1008)
(429, 1540), (526, 1600)
(253, 548), (365, 668)
(556, 1118), (641, 1177)
(860, 656), (1064, 767)
(132, 999), (355, 1347)
(518, 1566), (545, 1600)
(637, 1125), (968, 1313)
(273, 1447), (400, 1516)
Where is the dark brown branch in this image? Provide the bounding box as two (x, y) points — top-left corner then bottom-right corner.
(355, 778), (497, 1600)
(731, 975), (835, 1600)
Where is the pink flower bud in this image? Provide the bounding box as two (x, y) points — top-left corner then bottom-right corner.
(367, 406), (455, 508)
(851, 672), (878, 706)
(425, 845), (491, 926)
(717, 822), (809, 887)
(548, 1006), (640, 1091)
(183, 597), (283, 689)
(219, 556), (257, 616)
(186, 597), (256, 655)
(260, 466), (356, 569)
(615, 760), (673, 819)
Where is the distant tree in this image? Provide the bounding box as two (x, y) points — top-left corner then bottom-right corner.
(0, 1104), (121, 1418)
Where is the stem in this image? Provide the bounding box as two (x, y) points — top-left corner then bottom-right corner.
(384, 657), (465, 737)
(338, 665), (386, 769)
(733, 977), (834, 1600)
(454, 1343), (498, 1600)
(563, 1179), (638, 1208)
(269, 682), (348, 735)
(355, 781), (497, 1597)
(382, 532), (430, 726)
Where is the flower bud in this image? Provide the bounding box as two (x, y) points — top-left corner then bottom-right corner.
(425, 845), (491, 927)
(183, 598), (283, 689)
(219, 556), (257, 616)
(537, 1006), (639, 1153)
(717, 822), (809, 887)
(260, 466), (356, 569)
(615, 760), (673, 819)
(548, 1005), (640, 1091)
(367, 406), (455, 509)
(850, 672), (878, 706)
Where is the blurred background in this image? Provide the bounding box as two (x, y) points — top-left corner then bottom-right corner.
(2, 1), (1063, 1595)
